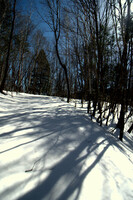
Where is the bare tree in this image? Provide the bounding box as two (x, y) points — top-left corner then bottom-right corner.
(110, 0), (132, 140)
(0, 0), (8, 30)
(39, 0), (70, 102)
(0, 0), (16, 93)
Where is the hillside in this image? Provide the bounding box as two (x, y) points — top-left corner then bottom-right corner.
(0, 92), (133, 200)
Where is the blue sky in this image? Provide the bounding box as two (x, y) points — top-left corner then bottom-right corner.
(16, 0), (53, 39)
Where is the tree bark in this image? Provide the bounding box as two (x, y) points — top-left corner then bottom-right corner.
(128, 123), (133, 134)
(55, 41), (70, 103)
(118, 0), (131, 141)
(0, 0), (16, 93)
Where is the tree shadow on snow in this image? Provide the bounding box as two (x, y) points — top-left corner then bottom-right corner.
(17, 139), (110, 200)
(14, 105), (112, 200)
(0, 98), (130, 200)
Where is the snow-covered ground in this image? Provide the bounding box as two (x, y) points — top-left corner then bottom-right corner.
(0, 92), (133, 200)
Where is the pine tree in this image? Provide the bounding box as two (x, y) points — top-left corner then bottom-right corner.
(29, 49), (51, 95)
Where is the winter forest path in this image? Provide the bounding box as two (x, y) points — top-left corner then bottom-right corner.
(0, 93), (133, 200)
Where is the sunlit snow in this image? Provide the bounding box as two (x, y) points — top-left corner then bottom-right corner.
(0, 92), (133, 200)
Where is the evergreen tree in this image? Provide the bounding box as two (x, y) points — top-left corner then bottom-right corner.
(30, 49), (51, 95)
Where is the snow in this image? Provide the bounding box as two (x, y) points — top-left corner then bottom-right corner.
(0, 92), (133, 200)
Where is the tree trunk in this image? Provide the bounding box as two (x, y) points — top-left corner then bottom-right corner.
(128, 123), (133, 134)
(119, 104), (125, 141)
(117, 0), (131, 141)
(55, 41), (70, 103)
(0, 0), (16, 93)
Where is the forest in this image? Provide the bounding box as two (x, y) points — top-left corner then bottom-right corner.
(0, 0), (133, 141)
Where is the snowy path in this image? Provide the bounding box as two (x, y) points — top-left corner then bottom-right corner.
(0, 93), (133, 200)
